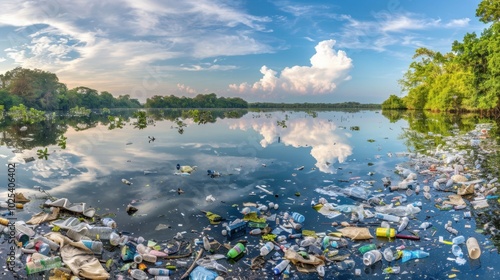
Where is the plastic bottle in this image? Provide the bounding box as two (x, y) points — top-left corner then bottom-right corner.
(401, 250), (430, 263)
(376, 227), (396, 238)
(34, 241), (50, 256)
(363, 250), (382, 266)
(148, 268), (173, 276)
(86, 226), (114, 239)
(81, 240), (103, 254)
(451, 245), (463, 258)
(189, 266), (218, 280)
(0, 202), (24, 209)
(142, 254), (157, 263)
(129, 268), (148, 280)
(226, 243), (245, 259)
(34, 236), (59, 251)
(25, 256), (62, 274)
(358, 244), (377, 254)
(383, 247), (394, 261)
(15, 221), (36, 237)
(101, 217), (117, 228)
(397, 217), (409, 233)
(273, 259), (290, 275)
(249, 228), (262, 235)
(133, 253), (143, 264)
(452, 236), (465, 245)
(109, 232), (121, 246)
(291, 212), (305, 223)
(374, 213), (400, 223)
(203, 236), (211, 251)
(260, 242), (274, 256)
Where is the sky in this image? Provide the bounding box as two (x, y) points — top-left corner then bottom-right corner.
(0, 0), (485, 104)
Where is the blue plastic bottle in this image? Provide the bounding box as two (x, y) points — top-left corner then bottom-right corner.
(189, 266), (218, 280)
(401, 250), (430, 263)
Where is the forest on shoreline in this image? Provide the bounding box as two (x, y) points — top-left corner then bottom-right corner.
(382, 0), (500, 113)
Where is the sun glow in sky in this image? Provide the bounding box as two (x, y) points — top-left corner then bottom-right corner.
(0, 0), (483, 103)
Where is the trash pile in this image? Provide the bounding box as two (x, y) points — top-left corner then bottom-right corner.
(1, 123), (499, 279)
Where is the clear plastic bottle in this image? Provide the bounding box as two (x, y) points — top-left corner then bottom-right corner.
(260, 242), (274, 256)
(300, 236), (316, 247)
(452, 235), (465, 245)
(101, 218), (117, 228)
(34, 236), (59, 251)
(363, 250), (382, 265)
(81, 240), (103, 254)
(374, 213), (400, 223)
(451, 245), (464, 258)
(148, 268), (173, 276)
(203, 236), (211, 251)
(397, 217), (409, 233)
(109, 232), (121, 246)
(383, 247), (394, 262)
(15, 221), (35, 237)
(25, 256), (62, 274)
(142, 254), (157, 263)
(273, 260), (290, 275)
(86, 226), (114, 239)
(129, 268), (148, 280)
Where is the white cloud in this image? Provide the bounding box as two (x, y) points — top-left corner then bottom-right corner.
(0, 57), (6, 62)
(229, 39), (352, 96)
(445, 18), (470, 28)
(177, 83), (196, 94)
(0, 0), (273, 94)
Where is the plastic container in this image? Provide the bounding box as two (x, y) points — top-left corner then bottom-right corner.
(300, 236), (316, 247)
(109, 232), (121, 246)
(291, 212), (305, 223)
(0, 217), (9, 226)
(374, 213), (400, 223)
(189, 266), (218, 280)
(419, 222), (432, 230)
(466, 237), (481, 259)
(148, 268), (173, 276)
(81, 240), (103, 254)
(358, 244), (377, 254)
(451, 245), (463, 258)
(34, 236), (60, 251)
(101, 217), (117, 228)
(401, 250), (430, 263)
(273, 260), (290, 275)
(133, 253), (143, 263)
(452, 235), (465, 245)
(16, 233), (30, 247)
(260, 242), (274, 256)
(25, 256), (62, 274)
(363, 250), (382, 265)
(226, 243), (245, 259)
(34, 241), (50, 256)
(129, 268), (148, 280)
(249, 228), (262, 235)
(376, 227), (396, 238)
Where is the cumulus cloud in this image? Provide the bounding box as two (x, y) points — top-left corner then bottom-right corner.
(177, 83), (197, 94)
(229, 40), (352, 96)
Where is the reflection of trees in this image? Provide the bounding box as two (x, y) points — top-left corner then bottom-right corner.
(381, 109), (407, 123)
(0, 119), (68, 150)
(398, 111), (492, 153)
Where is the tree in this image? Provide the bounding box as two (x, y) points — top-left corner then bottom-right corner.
(476, 0), (500, 23)
(381, 95), (406, 109)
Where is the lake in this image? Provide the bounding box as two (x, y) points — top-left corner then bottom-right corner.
(1, 109), (499, 279)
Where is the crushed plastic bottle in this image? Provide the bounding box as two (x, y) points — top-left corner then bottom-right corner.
(401, 250), (429, 263)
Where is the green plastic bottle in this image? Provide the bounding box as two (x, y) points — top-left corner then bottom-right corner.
(358, 244), (377, 254)
(26, 256), (62, 274)
(227, 243), (245, 259)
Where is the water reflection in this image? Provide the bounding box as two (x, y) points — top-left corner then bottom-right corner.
(228, 115), (353, 173)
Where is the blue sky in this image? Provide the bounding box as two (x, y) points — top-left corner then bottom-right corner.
(0, 0), (485, 103)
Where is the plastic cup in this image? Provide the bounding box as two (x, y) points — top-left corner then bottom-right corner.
(466, 237), (481, 259)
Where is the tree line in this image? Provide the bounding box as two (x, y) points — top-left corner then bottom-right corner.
(0, 67), (141, 111)
(382, 0), (500, 113)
